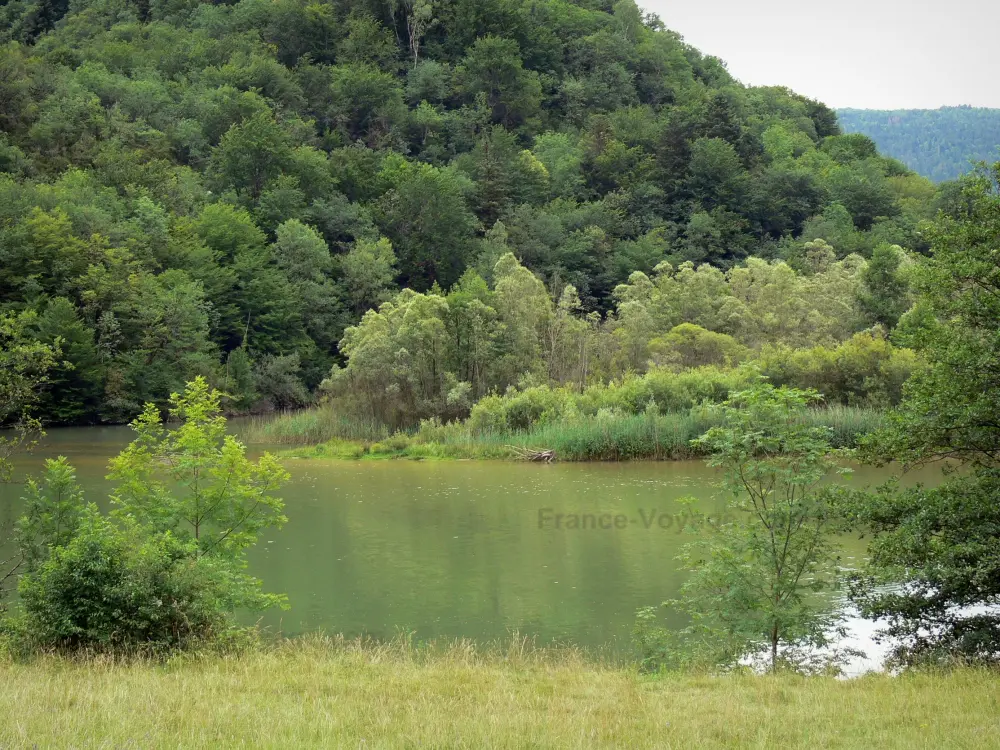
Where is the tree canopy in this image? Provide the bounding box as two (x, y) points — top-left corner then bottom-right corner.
(0, 0), (940, 426)
(838, 107), (1000, 183)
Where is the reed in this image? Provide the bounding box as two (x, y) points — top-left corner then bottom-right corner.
(279, 406), (887, 462)
(241, 406), (390, 445)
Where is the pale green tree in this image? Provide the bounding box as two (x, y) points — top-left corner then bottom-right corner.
(493, 252), (552, 382)
(108, 378), (289, 610)
(338, 237), (399, 317)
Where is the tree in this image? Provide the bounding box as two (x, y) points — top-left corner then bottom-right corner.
(3, 457), (82, 603)
(546, 284), (590, 388)
(648, 323), (746, 370)
(209, 111), (293, 199)
(376, 158), (478, 290)
(0, 310), (59, 482)
(16, 456), (85, 573)
(532, 132), (585, 200)
(337, 11), (399, 69)
(331, 287), (453, 426)
(107, 377), (289, 611)
(272, 220), (345, 362)
(338, 236), (398, 317)
(326, 64), (407, 147)
(273, 219), (332, 281)
(826, 163), (899, 231)
(458, 35), (541, 127)
(687, 137), (745, 209)
(224, 345), (258, 413)
(446, 270), (500, 397)
(106, 270), (221, 417)
(463, 126), (547, 225)
(401, 0), (436, 65)
(857, 243), (909, 329)
(850, 164), (1000, 666)
(492, 252), (551, 383)
(0, 206), (90, 299)
(654, 384), (848, 672)
(31, 297), (102, 423)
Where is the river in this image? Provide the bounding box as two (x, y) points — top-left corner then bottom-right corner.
(0, 425), (943, 667)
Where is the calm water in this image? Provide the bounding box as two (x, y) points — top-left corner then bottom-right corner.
(0, 426), (940, 656)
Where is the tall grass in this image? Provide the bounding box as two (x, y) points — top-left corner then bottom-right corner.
(0, 635), (996, 748)
(497, 411), (716, 461)
(817, 404), (888, 448)
(241, 405), (390, 445)
(276, 406), (887, 462)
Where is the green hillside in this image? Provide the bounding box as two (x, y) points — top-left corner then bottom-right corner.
(0, 0), (935, 426)
(838, 106), (1000, 182)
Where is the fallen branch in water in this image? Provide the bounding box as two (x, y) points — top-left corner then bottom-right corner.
(507, 446), (556, 462)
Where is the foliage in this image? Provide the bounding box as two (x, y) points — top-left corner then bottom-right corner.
(16, 507), (228, 652)
(857, 244), (910, 329)
(107, 378), (288, 613)
(17, 457), (85, 573)
(0, 0), (938, 429)
(849, 163), (1000, 666)
(0, 310), (59, 609)
(838, 106), (1000, 182)
(0, 310), (59, 429)
(648, 384), (849, 673)
(6, 378), (289, 653)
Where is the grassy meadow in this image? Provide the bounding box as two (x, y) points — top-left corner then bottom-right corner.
(0, 636), (995, 749)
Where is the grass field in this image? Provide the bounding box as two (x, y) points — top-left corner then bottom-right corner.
(0, 636), (996, 749)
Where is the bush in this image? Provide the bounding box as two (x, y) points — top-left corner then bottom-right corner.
(467, 385), (573, 434)
(370, 431), (413, 454)
(755, 330), (916, 407)
(16, 508), (228, 652)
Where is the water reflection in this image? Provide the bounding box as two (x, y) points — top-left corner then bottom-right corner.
(0, 426), (948, 669)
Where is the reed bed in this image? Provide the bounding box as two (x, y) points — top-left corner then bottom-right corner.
(241, 406), (390, 445)
(272, 407), (888, 462)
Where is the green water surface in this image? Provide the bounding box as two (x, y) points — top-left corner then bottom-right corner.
(0, 426), (936, 651)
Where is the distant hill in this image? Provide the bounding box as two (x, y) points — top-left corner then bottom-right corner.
(838, 106), (1000, 182)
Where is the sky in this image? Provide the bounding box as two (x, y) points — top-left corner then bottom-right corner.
(640, 0), (1000, 110)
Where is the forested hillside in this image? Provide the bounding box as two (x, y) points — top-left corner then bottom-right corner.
(838, 106), (1000, 182)
(0, 0), (938, 426)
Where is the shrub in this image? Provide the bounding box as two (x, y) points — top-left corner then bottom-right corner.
(755, 330), (916, 407)
(370, 431), (413, 454)
(16, 508), (227, 652)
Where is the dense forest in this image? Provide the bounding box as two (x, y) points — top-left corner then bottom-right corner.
(838, 106), (1000, 182)
(0, 0), (940, 428)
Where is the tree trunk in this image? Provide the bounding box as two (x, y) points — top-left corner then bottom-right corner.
(770, 624), (779, 673)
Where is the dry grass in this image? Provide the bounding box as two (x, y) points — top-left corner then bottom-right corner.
(0, 635), (996, 748)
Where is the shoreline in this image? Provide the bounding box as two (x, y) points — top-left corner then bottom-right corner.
(260, 406), (885, 463)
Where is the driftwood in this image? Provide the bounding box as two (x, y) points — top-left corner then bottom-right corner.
(508, 446), (556, 462)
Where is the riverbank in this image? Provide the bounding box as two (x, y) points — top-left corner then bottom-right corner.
(260, 407), (886, 462)
(0, 637), (994, 748)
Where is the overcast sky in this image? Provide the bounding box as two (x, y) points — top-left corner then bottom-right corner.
(640, 0), (999, 110)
